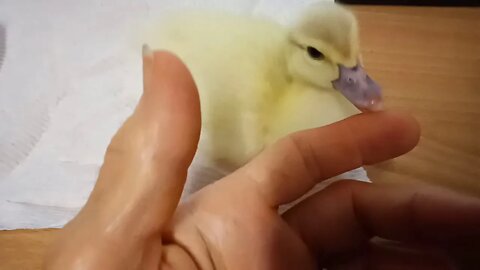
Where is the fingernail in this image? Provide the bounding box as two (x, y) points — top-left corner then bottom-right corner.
(142, 44), (153, 94)
(142, 44), (153, 58)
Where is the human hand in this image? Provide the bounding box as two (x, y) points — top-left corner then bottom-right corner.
(45, 50), (480, 270)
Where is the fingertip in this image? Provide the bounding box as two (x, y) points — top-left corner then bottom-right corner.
(379, 111), (421, 154)
(151, 50), (193, 84)
(143, 49), (196, 96)
(354, 111), (420, 164)
(148, 50), (200, 117)
(139, 49), (200, 119)
(151, 50), (195, 88)
(152, 50), (186, 74)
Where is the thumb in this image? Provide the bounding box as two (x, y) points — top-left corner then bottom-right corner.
(45, 49), (200, 270)
(92, 48), (201, 230)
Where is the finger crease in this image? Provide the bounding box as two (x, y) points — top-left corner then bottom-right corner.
(288, 135), (321, 187)
(242, 168), (278, 208)
(344, 124), (365, 167)
(351, 187), (374, 241)
(195, 225), (220, 270)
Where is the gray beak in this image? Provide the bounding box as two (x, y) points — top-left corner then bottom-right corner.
(332, 64), (383, 112)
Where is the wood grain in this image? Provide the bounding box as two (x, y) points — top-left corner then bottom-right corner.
(1, 6), (479, 269)
(355, 6), (480, 195)
(0, 229), (57, 269)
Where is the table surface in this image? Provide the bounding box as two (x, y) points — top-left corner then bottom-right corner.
(1, 5), (479, 269)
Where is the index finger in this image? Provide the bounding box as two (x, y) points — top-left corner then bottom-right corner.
(235, 111), (420, 207)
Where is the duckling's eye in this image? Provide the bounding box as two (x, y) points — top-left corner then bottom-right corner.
(307, 46), (324, 60)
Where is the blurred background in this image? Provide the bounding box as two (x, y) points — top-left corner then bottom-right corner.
(0, 0), (479, 269)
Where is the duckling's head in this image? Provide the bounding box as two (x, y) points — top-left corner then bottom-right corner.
(286, 4), (383, 111)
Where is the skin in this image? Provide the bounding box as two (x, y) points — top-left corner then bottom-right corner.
(45, 51), (480, 270)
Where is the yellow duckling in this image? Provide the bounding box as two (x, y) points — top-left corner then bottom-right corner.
(142, 3), (383, 196)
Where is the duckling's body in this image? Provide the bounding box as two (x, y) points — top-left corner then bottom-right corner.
(143, 4), (380, 196)
(149, 13), (282, 169)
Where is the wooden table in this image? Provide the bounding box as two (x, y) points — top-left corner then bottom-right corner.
(1, 6), (479, 269)
(356, 6), (480, 196)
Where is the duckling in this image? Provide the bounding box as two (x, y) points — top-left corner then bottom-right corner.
(142, 3), (383, 196)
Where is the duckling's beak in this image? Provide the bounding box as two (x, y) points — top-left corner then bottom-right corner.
(332, 64), (383, 112)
